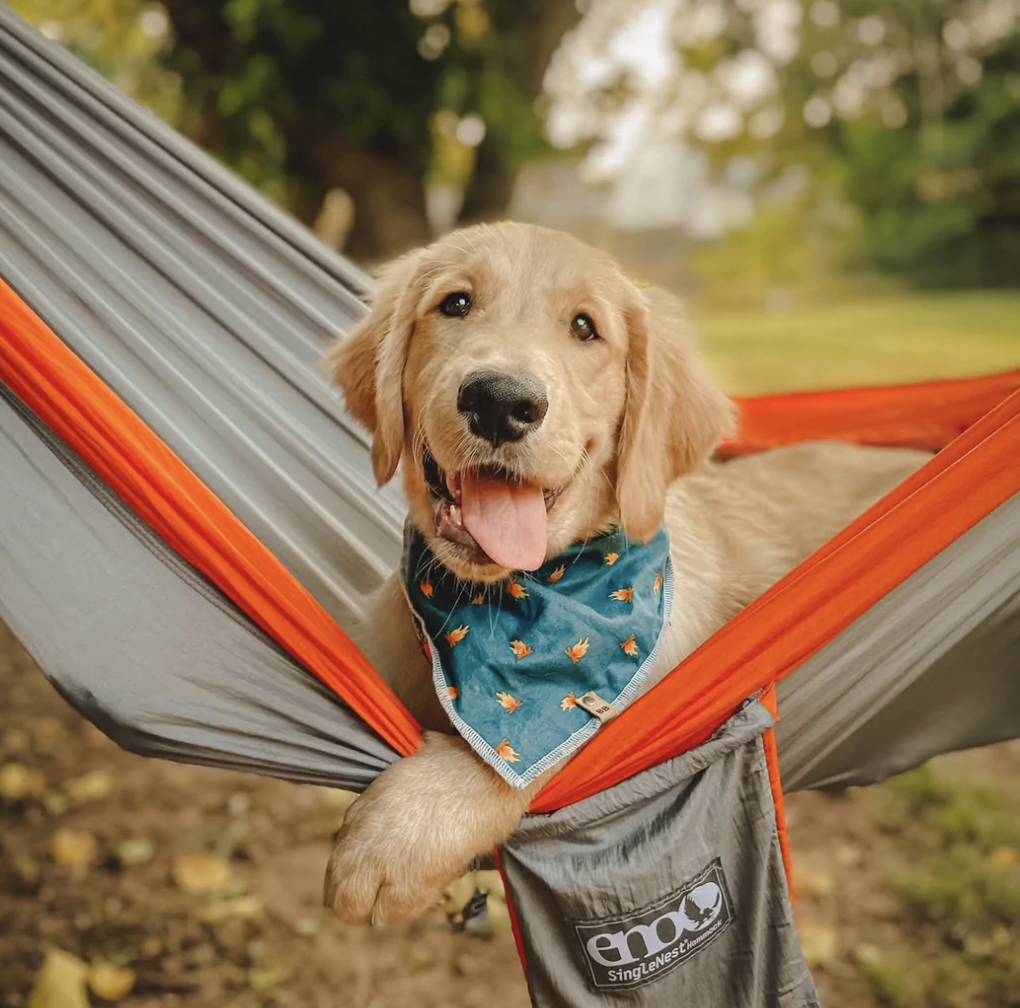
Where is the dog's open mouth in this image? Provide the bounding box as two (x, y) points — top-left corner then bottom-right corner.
(423, 445), (562, 572)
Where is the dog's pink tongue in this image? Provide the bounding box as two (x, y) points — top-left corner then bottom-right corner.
(461, 471), (547, 571)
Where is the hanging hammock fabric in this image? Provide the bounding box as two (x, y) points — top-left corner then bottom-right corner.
(2, 1), (1018, 799)
(3, 9), (1020, 1004)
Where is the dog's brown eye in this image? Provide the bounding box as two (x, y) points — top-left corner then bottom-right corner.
(439, 292), (472, 318)
(570, 313), (599, 342)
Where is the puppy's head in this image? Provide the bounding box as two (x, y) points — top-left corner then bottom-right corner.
(329, 222), (735, 582)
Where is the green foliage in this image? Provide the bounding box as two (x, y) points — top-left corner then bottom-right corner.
(833, 37), (1020, 287)
(12, 0), (181, 124)
(159, 0), (444, 220)
(459, 0), (563, 162)
(691, 183), (853, 309)
(614, 0), (1020, 289)
(771, 2), (1020, 287)
(857, 945), (1002, 1008)
(164, 0), (575, 245)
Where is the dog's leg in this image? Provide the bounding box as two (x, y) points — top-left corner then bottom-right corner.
(324, 731), (538, 924)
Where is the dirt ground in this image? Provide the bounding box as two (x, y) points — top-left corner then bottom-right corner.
(1, 615), (1018, 1008)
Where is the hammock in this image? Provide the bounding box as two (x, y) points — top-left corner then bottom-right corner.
(3, 9), (1020, 1004)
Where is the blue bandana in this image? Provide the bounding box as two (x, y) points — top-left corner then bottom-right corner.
(403, 525), (674, 788)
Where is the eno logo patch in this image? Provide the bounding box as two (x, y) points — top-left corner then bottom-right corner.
(573, 859), (733, 991)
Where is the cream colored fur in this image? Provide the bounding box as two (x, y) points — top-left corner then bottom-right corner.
(323, 222), (929, 925)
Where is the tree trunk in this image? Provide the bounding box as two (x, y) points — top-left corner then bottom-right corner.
(458, 134), (517, 225)
(335, 155), (432, 265)
(456, 0), (581, 228)
(293, 140), (433, 266)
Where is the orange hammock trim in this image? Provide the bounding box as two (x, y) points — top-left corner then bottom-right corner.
(722, 369), (1020, 458)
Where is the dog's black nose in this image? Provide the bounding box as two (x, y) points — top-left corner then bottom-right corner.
(457, 370), (549, 448)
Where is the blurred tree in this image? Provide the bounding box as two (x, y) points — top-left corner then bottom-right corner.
(449, 0), (581, 225)
(546, 0), (1020, 288)
(159, 0), (441, 260)
(15, 0), (578, 262)
(159, 0), (578, 261)
(777, 0), (1020, 286)
(10, 0), (182, 124)
(828, 22), (1020, 285)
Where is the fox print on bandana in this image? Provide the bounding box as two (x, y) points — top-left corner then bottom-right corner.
(403, 525), (674, 787)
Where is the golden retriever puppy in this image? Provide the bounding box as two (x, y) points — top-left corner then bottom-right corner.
(323, 222), (928, 925)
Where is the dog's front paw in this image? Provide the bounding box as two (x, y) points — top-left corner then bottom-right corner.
(322, 733), (535, 926)
(323, 790), (461, 925)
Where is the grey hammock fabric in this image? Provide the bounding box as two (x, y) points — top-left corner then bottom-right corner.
(1, 2), (1019, 799)
(0, 383), (395, 791)
(501, 701), (819, 1007)
(776, 492), (1020, 791)
(0, 2), (401, 634)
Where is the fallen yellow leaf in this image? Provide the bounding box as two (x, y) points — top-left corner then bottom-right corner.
(854, 943), (883, 968)
(248, 963), (290, 991)
(0, 763), (46, 803)
(52, 829), (98, 870)
(13, 853), (41, 886)
(473, 870), (506, 901)
(798, 920), (838, 967)
(441, 873), (477, 917)
(88, 962), (136, 1001)
(792, 863), (835, 900)
(43, 794), (69, 817)
(116, 838), (154, 867)
(990, 845), (1019, 869)
(65, 771), (112, 806)
(833, 844), (862, 868)
(171, 853), (233, 893)
(28, 949), (89, 1008)
(199, 894), (263, 923)
(316, 787), (358, 812)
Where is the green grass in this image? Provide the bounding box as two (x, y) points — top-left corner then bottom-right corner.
(860, 764), (1020, 1008)
(857, 952), (922, 1008)
(882, 764), (1019, 849)
(693, 291), (1020, 396)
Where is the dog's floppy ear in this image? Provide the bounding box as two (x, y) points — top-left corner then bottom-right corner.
(327, 250), (426, 485)
(615, 287), (737, 543)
